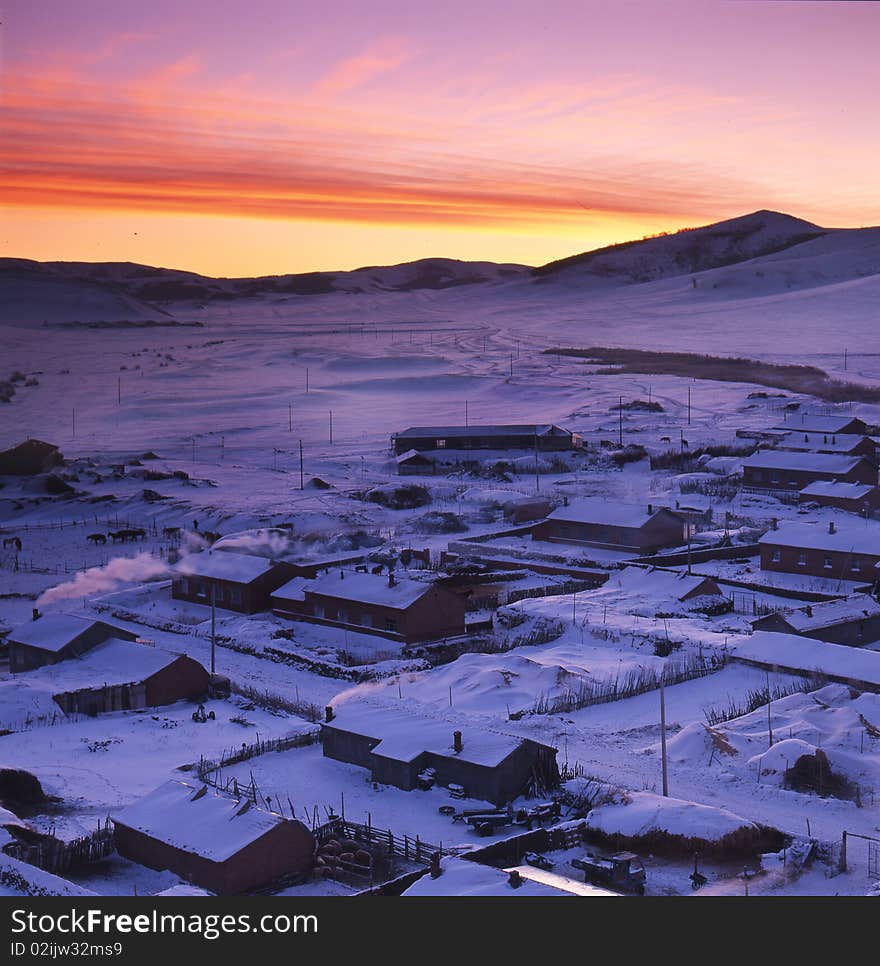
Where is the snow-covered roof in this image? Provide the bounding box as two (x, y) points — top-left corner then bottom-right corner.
(772, 415), (865, 435)
(274, 570), (435, 610)
(326, 697), (535, 767)
(546, 498), (681, 528)
(771, 594), (880, 633)
(177, 550), (275, 583)
(778, 432), (871, 453)
(730, 631), (880, 688)
(112, 780), (290, 862)
(396, 424), (570, 438)
(395, 448), (433, 464)
(800, 480), (877, 500)
(21, 638), (186, 693)
(612, 567), (720, 601)
(8, 614), (107, 653)
(758, 520), (880, 556)
(742, 451), (865, 473)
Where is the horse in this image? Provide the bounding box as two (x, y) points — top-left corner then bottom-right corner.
(2, 536), (22, 552)
(86, 533), (107, 545)
(108, 530), (128, 543)
(128, 527), (147, 540)
(162, 526), (181, 539)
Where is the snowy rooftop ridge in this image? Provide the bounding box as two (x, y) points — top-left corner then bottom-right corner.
(800, 480), (877, 499)
(771, 414), (866, 435)
(112, 779), (290, 862)
(273, 569), (437, 609)
(742, 451), (867, 472)
(396, 424), (569, 438)
(775, 594), (880, 632)
(546, 498), (682, 528)
(177, 550), (276, 582)
(758, 519), (880, 556)
(7, 613), (116, 653)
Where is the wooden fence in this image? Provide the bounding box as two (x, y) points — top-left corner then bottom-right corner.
(4, 819), (115, 875)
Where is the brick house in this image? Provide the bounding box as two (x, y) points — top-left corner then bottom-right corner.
(393, 424), (581, 455)
(751, 594), (880, 647)
(759, 519), (880, 582)
(771, 415), (868, 436)
(112, 780), (315, 895)
(271, 570), (467, 643)
(0, 439), (62, 475)
(322, 701), (559, 806)
(172, 551), (296, 614)
(531, 499), (687, 554)
(22, 639), (209, 715)
(776, 432), (877, 460)
(6, 614), (138, 674)
(742, 452), (877, 491)
(798, 481), (880, 515)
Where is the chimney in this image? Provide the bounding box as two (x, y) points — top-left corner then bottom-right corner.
(388, 571), (396, 587)
(325, 705), (334, 723)
(805, 605), (813, 617)
(647, 503), (653, 515)
(508, 869), (523, 889)
(32, 607), (41, 621)
(340, 570), (345, 580)
(771, 517), (778, 530)
(829, 521), (836, 534)
(453, 730), (463, 753)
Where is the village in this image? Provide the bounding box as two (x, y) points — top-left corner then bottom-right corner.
(2, 354), (880, 900)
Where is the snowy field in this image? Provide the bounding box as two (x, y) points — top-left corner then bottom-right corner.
(3, 219), (880, 897)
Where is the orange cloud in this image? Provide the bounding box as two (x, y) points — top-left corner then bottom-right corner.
(313, 36), (417, 96)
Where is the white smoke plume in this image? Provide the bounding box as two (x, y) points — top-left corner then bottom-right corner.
(36, 552), (171, 607)
(212, 528), (290, 556)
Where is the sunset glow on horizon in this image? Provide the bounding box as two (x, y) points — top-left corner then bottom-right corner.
(2, 0), (879, 276)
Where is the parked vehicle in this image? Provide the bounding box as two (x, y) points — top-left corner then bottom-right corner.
(571, 851), (646, 895)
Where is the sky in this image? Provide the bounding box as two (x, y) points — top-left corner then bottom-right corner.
(1, 0), (879, 276)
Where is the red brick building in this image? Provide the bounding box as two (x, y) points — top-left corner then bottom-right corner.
(799, 481), (880, 515)
(172, 551), (296, 614)
(742, 452), (877, 492)
(271, 570), (467, 643)
(112, 780), (315, 895)
(531, 499), (687, 554)
(7, 614), (138, 674)
(759, 520), (880, 582)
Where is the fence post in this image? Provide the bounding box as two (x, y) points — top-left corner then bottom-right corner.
(839, 830), (848, 873)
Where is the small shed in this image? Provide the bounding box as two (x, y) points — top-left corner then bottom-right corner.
(7, 614), (138, 674)
(0, 439), (62, 476)
(112, 780), (315, 895)
(396, 449), (436, 476)
(23, 639), (210, 714)
(798, 481), (880, 515)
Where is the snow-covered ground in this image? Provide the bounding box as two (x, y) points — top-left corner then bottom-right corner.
(2, 222), (880, 896)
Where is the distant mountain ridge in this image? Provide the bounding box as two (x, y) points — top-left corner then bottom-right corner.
(2, 210), (880, 326)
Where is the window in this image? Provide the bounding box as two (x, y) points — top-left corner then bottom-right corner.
(797, 552), (807, 567)
(771, 549), (781, 563)
(851, 558), (861, 573)
(361, 612), (373, 628)
(753, 470), (763, 481)
(230, 587), (242, 605)
(435, 439), (446, 448)
(823, 555), (833, 569)
(385, 617), (398, 633)
(771, 474), (780, 485)
(196, 581), (207, 598)
(178, 578), (189, 594)
(314, 604), (325, 618)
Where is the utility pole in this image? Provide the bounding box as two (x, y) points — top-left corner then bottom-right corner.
(660, 675), (669, 797)
(288, 404), (292, 432)
(509, 354), (513, 377)
(572, 592), (577, 624)
(687, 522), (692, 575)
(465, 400), (469, 427)
(299, 439), (304, 490)
(844, 347), (848, 371)
(305, 368), (309, 393)
(72, 408), (76, 438)
(687, 386), (691, 425)
(117, 377), (121, 405)
(618, 396), (623, 447)
(329, 410), (333, 445)
(534, 431), (540, 494)
(766, 672), (774, 748)
(210, 582), (216, 675)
